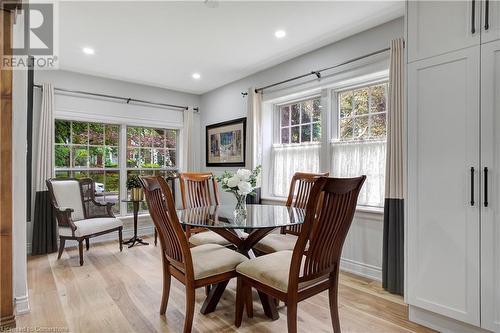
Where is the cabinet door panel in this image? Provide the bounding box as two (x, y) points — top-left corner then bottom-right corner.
(482, 0), (500, 43)
(408, 0), (480, 62)
(480, 39), (500, 333)
(407, 47), (480, 326)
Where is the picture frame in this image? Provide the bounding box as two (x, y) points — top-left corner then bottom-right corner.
(206, 117), (246, 167)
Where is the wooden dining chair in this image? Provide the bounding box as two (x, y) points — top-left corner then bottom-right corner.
(235, 176), (366, 333)
(254, 172), (329, 254)
(179, 172), (230, 247)
(140, 176), (248, 333)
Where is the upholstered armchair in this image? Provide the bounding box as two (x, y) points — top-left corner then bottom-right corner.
(46, 178), (123, 266)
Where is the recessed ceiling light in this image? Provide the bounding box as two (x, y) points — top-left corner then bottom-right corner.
(82, 47), (95, 55)
(275, 30), (286, 39)
(192, 73), (201, 80)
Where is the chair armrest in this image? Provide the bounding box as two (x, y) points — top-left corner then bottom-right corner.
(88, 200), (115, 218)
(54, 207), (77, 232)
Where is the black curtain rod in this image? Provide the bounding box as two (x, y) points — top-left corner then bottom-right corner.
(34, 84), (199, 112)
(249, 47), (391, 95)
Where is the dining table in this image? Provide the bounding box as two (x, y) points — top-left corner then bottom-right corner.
(176, 204), (306, 319)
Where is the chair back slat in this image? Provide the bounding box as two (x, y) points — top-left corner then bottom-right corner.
(290, 176), (366, 286)
(180, 172), (219, 209)
(283, 172), (329, 235)
(140, 176), (192, 272)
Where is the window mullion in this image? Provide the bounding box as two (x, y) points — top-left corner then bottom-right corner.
(119, 124), (128, 215)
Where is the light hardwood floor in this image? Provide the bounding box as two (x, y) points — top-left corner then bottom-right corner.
(18, 237), (435, 333)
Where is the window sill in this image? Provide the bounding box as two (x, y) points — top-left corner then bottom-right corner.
(261, 196), (384, 217)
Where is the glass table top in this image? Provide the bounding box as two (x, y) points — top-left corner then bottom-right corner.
(176, 204), (306, 229)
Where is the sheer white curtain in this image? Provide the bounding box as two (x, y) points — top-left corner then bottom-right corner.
(272, 144), (321, 197)
(331, 140), (386, 207)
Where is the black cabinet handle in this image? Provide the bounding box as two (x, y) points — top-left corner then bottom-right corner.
(484, 167), (489, 207)
(472, 0), (476, 34)
(471, 167), (475, 206)
(485, 0), (490, 30)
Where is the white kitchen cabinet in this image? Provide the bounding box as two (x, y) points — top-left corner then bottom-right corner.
(407, 46), (481, 326)
(407, 0), (480, 63)
(480, 39), (500, 333)
(481, 0), (500, 43)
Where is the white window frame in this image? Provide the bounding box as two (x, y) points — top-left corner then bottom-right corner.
(332, 79), (389, 143)
(263, 70), (389, 212)
(274, 95), (322, 146)
(53, 118), (181, 217)
(125, 125), (179, 213)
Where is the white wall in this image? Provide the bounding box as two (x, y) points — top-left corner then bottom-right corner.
(199, 17), (404, 280)
(12, 13), (29, 315)
(27, 70), (201, 253)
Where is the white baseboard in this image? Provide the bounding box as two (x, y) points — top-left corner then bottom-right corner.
(14, 294), (30, 315)
(408, 305), (491, 333)
(340, 257), (382, 282)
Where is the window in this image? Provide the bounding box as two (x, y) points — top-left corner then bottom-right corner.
(331, 81), (388, 207)
(338, 83), (387, 141)
(269, 79), (388, 208)
(279, 97), (321, 144)
(272, 96), (322, 197)
(54, 121), (179, 215)
(54, 120), (120, 213)
(126, 126), (178, 212)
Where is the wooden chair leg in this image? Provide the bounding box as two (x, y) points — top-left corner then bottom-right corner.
(286, 299), (298, 333)
(85, 238), (90, 251)
(183, 286), (195, 333)
(118, 227), (123, 252)
(245, 282), (253, 318)
(329, 271), (341, 332)
(205, 285), (211, 296)
(154, 228), (158, 246)
(235, 277), (244, 327)
(160, 260), (171, 315)
(78, 239), (84, 266)
(57, 238), (66, 259)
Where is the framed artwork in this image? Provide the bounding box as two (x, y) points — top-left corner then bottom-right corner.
(206, 117), (246, 167)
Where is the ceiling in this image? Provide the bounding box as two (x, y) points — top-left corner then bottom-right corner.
(59, 1), (404, 95)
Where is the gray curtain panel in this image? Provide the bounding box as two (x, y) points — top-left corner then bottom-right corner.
(31, 83), (57, 254)
(382, 38), (405, 295)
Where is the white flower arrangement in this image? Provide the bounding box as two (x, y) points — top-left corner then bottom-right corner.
(217, 166), (261, 197)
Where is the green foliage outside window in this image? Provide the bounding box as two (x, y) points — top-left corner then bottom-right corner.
(338, 83), (388, 141)
(54, 120), (121, 213)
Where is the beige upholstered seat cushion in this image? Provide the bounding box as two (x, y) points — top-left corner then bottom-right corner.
(189, 230), (248, 247)
(58, 217), (123, 237)
(237, 251), (294, 292)
(189, 230), (231, 246)
(237, 250), (321, 293)
(191, 243), (248, 280)
(253, 233), (298, 253)
(51, 180), (85, 221)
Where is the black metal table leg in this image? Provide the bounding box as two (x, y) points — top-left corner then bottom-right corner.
(122, 200), (149, 247)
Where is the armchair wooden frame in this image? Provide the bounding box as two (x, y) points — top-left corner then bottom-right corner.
(46, 178), (123, 266)
(140, 176), (246, 333)
(236, 176), (366, 333)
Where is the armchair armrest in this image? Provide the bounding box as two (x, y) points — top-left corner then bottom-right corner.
(54, 206), (77, 232)
(87, 199), (115, 218)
